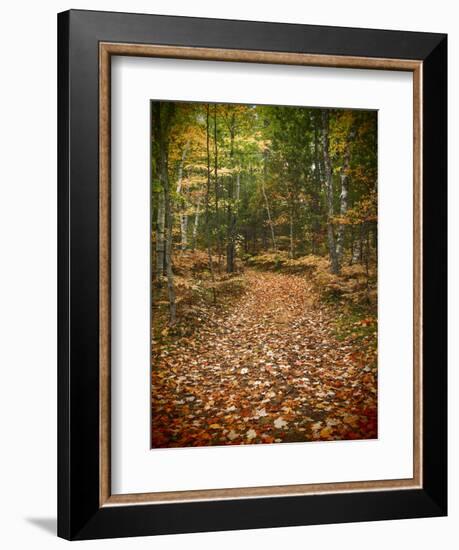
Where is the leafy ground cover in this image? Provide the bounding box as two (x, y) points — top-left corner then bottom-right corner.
(151, 253), (377, 447)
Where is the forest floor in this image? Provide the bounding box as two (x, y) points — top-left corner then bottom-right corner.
(151, 261), (377, 447)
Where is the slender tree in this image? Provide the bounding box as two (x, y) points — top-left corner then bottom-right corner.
(176, 141), (190, 251)
(261, 148), (277, 251)
(336, 120), (356, 265)
(205, 105), (217, 302)
(191, 194), (202, 251)
(321, 109), (340, 274)
(152, 102), (177, 323)
(155, 191), (166, 281)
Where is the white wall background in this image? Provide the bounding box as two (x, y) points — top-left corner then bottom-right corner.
(0, 1), (455, 548)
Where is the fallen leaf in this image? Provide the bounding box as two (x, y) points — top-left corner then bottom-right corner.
(320, 427), (333, 438)
(227, 430), (239, 441)
(274, 417), (288, 429)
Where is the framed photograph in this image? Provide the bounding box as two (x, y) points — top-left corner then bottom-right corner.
(58, 9), (447, 540)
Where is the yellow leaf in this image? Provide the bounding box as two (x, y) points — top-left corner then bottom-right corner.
(343, 415), (360, 428)
(320, 427), (333, 438)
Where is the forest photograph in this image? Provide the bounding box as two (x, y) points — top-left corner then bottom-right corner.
(151, 100), (378, 448)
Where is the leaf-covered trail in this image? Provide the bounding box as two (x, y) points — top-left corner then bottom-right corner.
(152, 269), (377, 447)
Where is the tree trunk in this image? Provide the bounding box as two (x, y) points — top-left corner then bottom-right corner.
(180, 214), (188, 251)
(155, 190), (165, 281)
(364, 221), (371, 303)
(289, 197), (295, 259)
(226, 240), (234, 273)
(175, 141), (189, 195)
(236, 171), (241, 201)
(352, 223), (364, 264)
(311, 119), (322, 255)
(321, 110), (340, 275)
(205, 105), (217, 303)
(213, 105), (223, 269)
(262, 148), (277, 251)
(176, 141), (189, 251)
(336, 126), (355, 264)
(226, 171), (241, 273)
(226, 115), (236, 273)
(163, 172), (176, 325)
(152, 102), (176, 324)
(191, 195), (201, 251)
(349, 226), (356, 265)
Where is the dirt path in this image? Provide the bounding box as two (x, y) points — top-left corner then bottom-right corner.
(152, 269), (377, 447)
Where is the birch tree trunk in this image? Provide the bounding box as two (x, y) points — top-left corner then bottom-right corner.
(163, 162), (176, 324)
(311, 119), (322, 255)
(153, 102), (176, 324)
(175, 142), (188, 195)
(180, 213), (188, 251)
(336, 126), (355, 264)
(226, 171), (241, 273)
(213, 105), (223, 268)
(262, 148), (277, 251)
(352, 224), (363, 264)
(321, 110), (340, 275)
(155, 190), (165, 282)
(176, 141), (189, 251)
(191, 195), (201, 251)
(205, 105), (217, 303)
(226, 115), (236, 273)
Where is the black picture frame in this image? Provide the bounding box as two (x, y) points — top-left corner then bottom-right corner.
(58, 9), (447, 540)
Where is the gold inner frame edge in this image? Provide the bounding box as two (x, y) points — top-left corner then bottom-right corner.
(99, 42), (423, 507)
